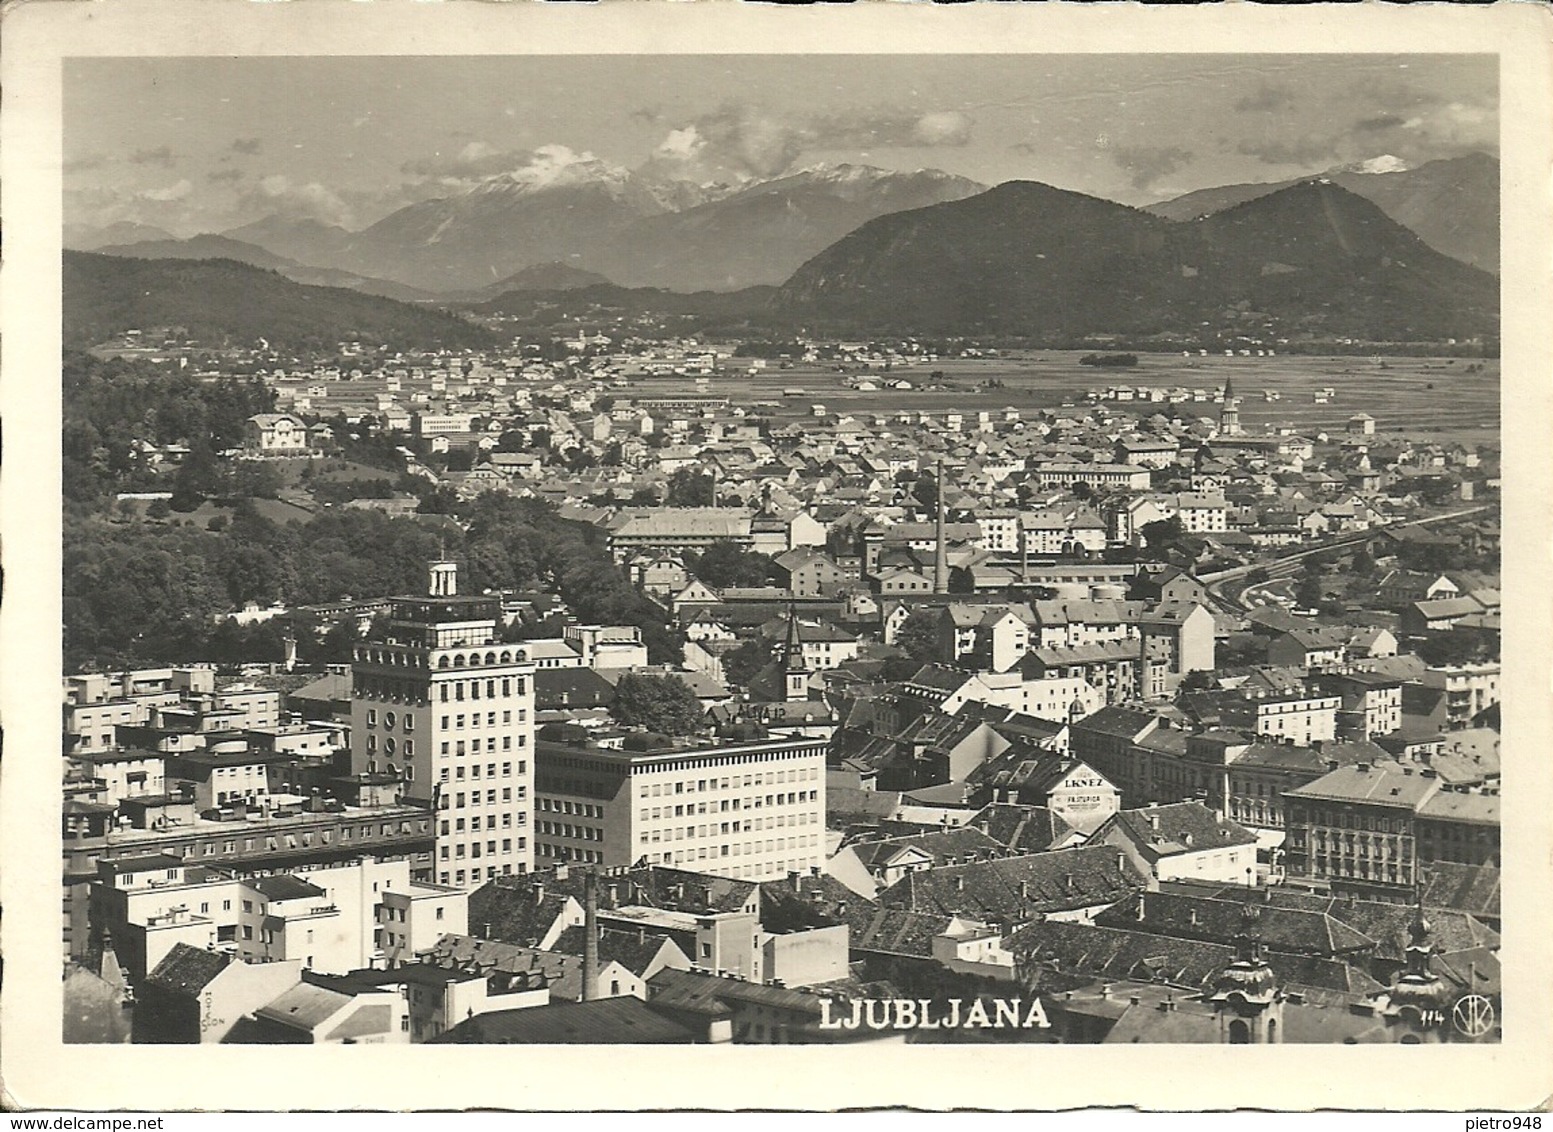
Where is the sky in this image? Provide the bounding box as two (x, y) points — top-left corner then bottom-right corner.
(63, 54), (1498, 237)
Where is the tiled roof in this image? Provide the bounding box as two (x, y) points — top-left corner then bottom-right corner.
(1416, 790), (1500, 826)
(1098, 802), (1258, 859)
(144, 943), (231, 995)
(468, 880), (575, 947)
(1093, 891), (1377, 957)
(1285, 760), (1441, 809)
(648, 967), (827, 1017)
(967, 803), (1074, 854)
(1419, 862), (1501, 921)
(550, 925), (685, 976)
(876, 844), (1146, 919)
(431, 997), (694, 1044)
(1006, 919), (1383, 996)
(847, 827), (1012, 872)
(1070, 705), (1160, 741)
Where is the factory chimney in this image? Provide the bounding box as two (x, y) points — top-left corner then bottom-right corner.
(582, 870), (600, 1002)
(934, 459), (949, 594)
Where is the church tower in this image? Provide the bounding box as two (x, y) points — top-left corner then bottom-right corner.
(1377, 892), (1451, 1043)
(1218, 377), (1242, 438)
(1207, 901), (1284, 1043)
(781, 605), (810, 703)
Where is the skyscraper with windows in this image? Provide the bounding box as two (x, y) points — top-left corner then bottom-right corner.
(350, 561), (536, 888)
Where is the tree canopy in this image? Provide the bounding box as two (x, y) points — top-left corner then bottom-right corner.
(609, 673), (705, 736)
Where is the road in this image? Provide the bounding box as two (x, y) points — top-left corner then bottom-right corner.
(1201, 504), (1495, 611)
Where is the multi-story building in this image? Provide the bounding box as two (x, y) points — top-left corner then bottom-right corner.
(1416, 663), (1501, 728)
(350, 560), (538, 889)
(63, 801), (436, 961)
(1220, 692), (1341, 747)
(1279, 760), (1434, 894)
(533, 732), (826, 881)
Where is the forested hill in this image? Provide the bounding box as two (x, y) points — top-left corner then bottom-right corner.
(64, 251), (499, 353)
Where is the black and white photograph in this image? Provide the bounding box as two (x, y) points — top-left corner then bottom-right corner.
(4, 0), (1551, 1114)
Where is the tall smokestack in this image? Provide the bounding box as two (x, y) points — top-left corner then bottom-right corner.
(582, 870), (600, 1002)
(934, 459), (949, 594)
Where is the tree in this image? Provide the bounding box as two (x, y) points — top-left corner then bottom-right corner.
(1295, 573), (1325, 610)
(1350, 548), (1378, 578)
(722, 637), (774, 688)
(690, 541), (774, 589)
(1180, 670), (1217, 692)
(146, 498), (171, 521)
(666, 466), (715, 507)
(1141, 516), (1185, 550)
(894, 612), (942, 664)
(610, 673), (705, 735)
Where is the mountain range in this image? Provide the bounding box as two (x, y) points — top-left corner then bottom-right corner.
(772, 178), (1498, 341)
(63, 251), (497, 353)
(1146, 153), (1498, 273)
(90, 233), (440, 303)
(299, 162), (986, 294)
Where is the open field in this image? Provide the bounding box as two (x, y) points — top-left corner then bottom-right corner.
(620, 351), (1500, 444)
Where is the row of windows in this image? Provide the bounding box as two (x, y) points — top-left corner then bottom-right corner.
(439, 735), (527, 757)
(365, 736), (413, 759)
(635, 766), (820, 799)
(537, 821), (601, 842)
(537, 798), (600, 818)
(536, 843), (603, 864)
(639, 814), (817, 843)
(638, 791), (818, 822)
(437, 788), (524, 810)
(634, 833), (821, 856)
(438, 711), (526, 730)
(442, 814), (513, 834)
(439, 863), (526, 886)
(438, 838), (520, 860)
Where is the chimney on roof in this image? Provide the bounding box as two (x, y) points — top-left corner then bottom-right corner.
(789, 870), (802, 893)
(532, 882), (544, 906)
(1356, 763), (1370, 773)
(1019, 880), (1030, 899)
(954, 875), (965, 892)
(1327, 759), (1339, 771)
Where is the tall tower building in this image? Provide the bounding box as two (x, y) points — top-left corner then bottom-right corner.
(1219, 377), (1242, 438)
(350, 560), (537, 889)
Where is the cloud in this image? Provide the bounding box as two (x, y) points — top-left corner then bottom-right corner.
(64, 153), (108, 174)
(128, 146), (178, 168)
(207, 167), (246, 183)
(138, 179), (192, 202)
(1355, 114), (1408, 133)
(402, 143), (621, 194)
(645, 104), (975, 182)
(1235, 135), (1340, 169)
(231, 137), (263, 155)
(1111, 144), (1195, 190)
(239, 174), (354, 227)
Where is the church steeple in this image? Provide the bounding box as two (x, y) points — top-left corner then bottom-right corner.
(1218, 376), (1242, 438)
(782, 604), (809, 703)
(1379, 882), (1450, 1041)
(1207, 897), (1283, 1043)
